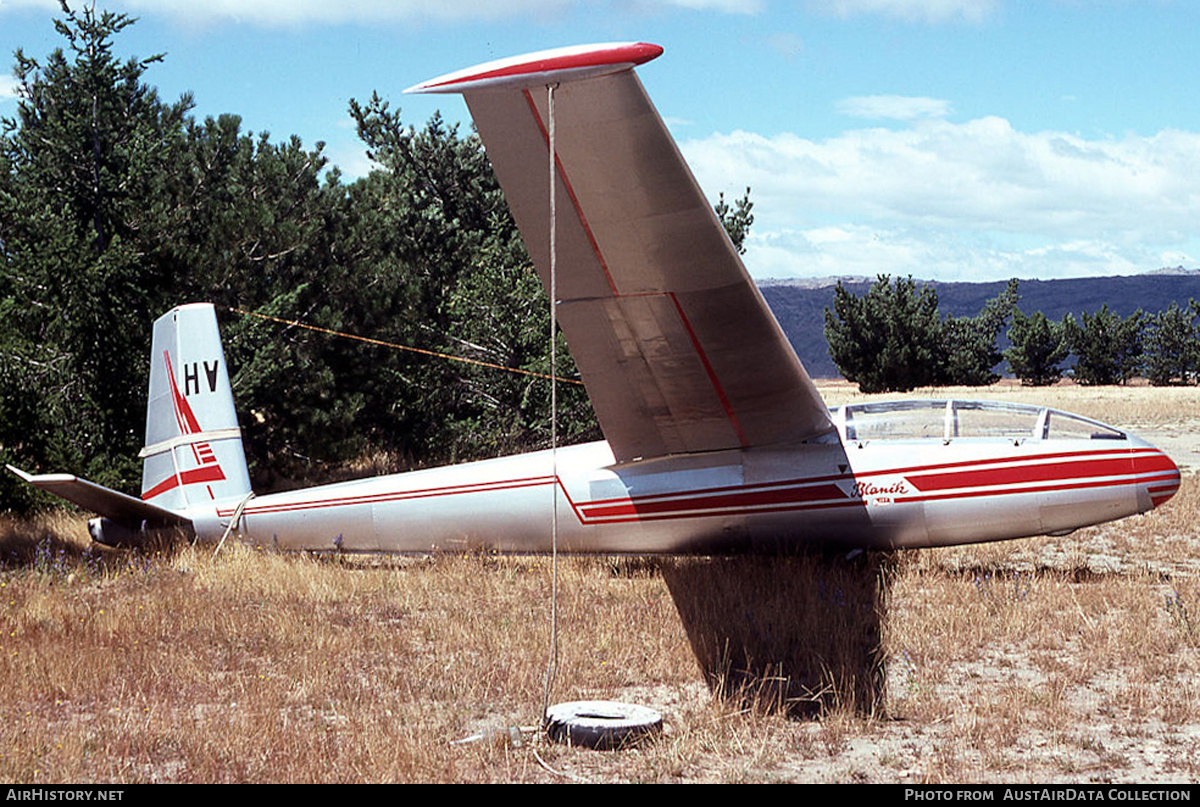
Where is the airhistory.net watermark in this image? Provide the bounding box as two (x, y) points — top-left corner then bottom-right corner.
(5, 790), (123, 801)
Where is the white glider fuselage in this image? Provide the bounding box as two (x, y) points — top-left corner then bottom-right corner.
(187, 400), (1177, 554)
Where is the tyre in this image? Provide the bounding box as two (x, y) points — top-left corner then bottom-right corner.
(544, 700), (663, 750)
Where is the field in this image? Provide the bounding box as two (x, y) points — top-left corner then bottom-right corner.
(1, 381), (1198, 783)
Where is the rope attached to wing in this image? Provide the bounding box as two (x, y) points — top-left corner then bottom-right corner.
(225, 306), (583, 386)
(541, 80), (562, 729)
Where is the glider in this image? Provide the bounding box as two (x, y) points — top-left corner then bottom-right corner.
(10, 43), (1180, 552)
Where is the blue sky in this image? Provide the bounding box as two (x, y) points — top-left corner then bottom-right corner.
(2, 0), (1198, 282)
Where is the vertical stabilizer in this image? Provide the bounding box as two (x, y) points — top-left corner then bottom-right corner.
(140, 303), (251, 511)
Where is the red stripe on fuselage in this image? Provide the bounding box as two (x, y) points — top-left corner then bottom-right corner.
(880, 447), (1160, 480)
(1132, 452), (1181, 475)
(907, 455), (1135, 492)
(577, 448), (1164, 508)
(218, 475), (559, 518)
(579, 482), (847, 520)
(210, 447), (1174, 525)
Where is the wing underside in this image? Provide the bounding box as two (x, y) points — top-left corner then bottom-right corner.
(412, 45), (833, 462)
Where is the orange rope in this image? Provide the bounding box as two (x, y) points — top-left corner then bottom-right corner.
(225, 306), (584, 386)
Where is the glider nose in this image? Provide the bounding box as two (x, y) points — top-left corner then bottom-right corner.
(1135, 447), (1180, 510)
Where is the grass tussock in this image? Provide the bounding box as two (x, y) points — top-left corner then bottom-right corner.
(2, 384), (1199, 782)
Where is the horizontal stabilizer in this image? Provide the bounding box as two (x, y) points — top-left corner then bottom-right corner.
(6, 465), (191, 528)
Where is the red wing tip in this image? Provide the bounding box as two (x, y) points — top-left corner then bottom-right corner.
(405, 42), (663, 95)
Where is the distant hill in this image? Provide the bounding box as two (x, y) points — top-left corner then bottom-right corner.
(758, 272), (1200, 379)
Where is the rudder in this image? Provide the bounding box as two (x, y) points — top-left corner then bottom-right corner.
(140, 303), (251, 511)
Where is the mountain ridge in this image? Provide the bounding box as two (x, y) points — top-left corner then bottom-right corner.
(758, 271), (1200, 379)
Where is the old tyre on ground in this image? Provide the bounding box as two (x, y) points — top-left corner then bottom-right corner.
(544, 700), (663, 750)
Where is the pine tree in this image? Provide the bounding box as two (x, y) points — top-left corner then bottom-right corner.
(1065, 305), (1143, 385)
(1004, 309), (1069, 386)
(1143, 300), (1199, 386)
(0, 4), (343, 503)
(347, 96), (600, 463)
(0, 2), (193, 500)
(824, 275), (943, 393)
(939, 278), (1020, 386)
(714, 187), (754, 255)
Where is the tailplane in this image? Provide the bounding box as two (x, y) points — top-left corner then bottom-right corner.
(9, 303), (251, 545)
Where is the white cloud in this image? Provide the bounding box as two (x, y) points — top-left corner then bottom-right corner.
(765, 32), (803, 60)
(0, 0), (58, 11)
(682, 117), (1200, 280)
(816, 0), (998, 24)
(0, 75), (19, 103)
(103, 0), (759, 27)
(663, 0), (763, 12)
(836, 95), (952, 121)
(114, 0), (573, 27)
(745, 225), (1033, 281)
(323, 137), (378, 181)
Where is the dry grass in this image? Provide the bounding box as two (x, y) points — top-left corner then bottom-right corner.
(2, 383), (1199, 782)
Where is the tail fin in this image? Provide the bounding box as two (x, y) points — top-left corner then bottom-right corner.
(140, 303), (251, 510)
